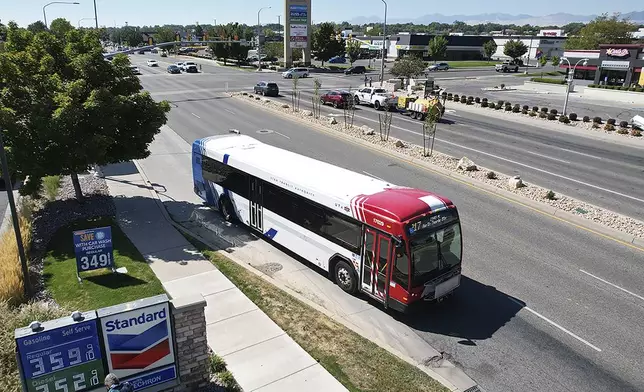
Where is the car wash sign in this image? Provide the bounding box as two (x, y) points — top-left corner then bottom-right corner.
(98, 295), (177, 390)
(73, 226), (114, 274)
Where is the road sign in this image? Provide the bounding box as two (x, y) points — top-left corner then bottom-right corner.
(98, 295), (177, 387)
(15, 311), (105, 392)
(73, 226), (114, 276)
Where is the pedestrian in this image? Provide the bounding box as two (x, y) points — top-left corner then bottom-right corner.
(369, 77), (373, 87)
(104, 374), (133, 392)
(199, 64), (202, 71)
(364, 74), (368, 86)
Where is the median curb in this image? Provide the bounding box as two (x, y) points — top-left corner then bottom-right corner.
(233, 93), (644, 252)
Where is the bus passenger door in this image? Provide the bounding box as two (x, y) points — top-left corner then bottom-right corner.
(361, 228), (391, 302)
(249, 178), (263, 233)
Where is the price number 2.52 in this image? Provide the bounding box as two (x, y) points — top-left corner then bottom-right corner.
(34, 370), (100, 392)
(80, 253), (111, 270)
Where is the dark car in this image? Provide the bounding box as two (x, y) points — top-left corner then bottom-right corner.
(320, 90), (352, 108)
(254, 81), (279, 96)
(138, 50), (145, 54)
(167, 65), (181, 74)
(344, 65), (366, 75)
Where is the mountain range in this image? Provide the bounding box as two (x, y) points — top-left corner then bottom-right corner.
(348, 11), (644, 27)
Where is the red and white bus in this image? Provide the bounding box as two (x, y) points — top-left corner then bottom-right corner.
(192, 134), (463, 312)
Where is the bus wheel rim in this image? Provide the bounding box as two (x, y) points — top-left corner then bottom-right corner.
(337, 267), (351, 287)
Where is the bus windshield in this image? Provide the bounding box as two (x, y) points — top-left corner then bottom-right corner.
(406, 210), (462, 286)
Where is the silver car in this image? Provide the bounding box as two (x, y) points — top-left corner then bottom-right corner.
(282, 67), (309, 79)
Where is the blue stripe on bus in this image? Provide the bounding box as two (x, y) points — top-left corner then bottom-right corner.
(223, 153), (230, 164)
(265, 228), (278, 239)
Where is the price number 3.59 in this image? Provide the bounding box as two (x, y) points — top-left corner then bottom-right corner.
(79, 253), (111, 270)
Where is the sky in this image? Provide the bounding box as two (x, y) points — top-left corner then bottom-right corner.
(1, 0), (641, 28)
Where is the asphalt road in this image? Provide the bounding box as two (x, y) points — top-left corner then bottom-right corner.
(137, 59), (644, 392)
(133, 54), (644, 221)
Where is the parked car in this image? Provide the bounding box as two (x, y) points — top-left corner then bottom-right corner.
(329, 56), (346, 64)
(160, 51), (168, 57)
(175, 62), (185, 70)
(344, 65), (366, 75)
(130, 66), (141, 75)
(263, 56), (278, 62)
(426, 62), (450, 72)
(185, 64), (199, 73)
(282, 67), (309, 79)
(182, 61), (197, 71)
(495, 60), (520, 73)
(147, 59), (158, 67)
(138, 50), (145, 54)
(320, 90), (352, 108)
(254, 81), (280, 96)
(167, 65), (181, 74)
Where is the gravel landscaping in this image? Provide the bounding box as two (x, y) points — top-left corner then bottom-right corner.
(233, 92), (644, 240)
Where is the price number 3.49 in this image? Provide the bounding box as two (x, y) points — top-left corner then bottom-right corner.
(79, 253), (111, 270)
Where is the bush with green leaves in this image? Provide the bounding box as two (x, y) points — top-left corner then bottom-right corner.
(592, 122), (600, 128)
(617, 128), (628, 134)
(513, 106), (520, 113)
(582, 115), (590, 122)
(547, 113), (556, 120)
(619, 120), (629, 128)
(532, 106), (539, 112)
(593, 116), (602, 124)
(631, 129), (642, 137)
(550, 109), (558, 115)
(495, 103), (502, 110)
(453, 94), (459, 101)
(481, 101), (488, 107)
(607, 118), (616, 125)
(447, 93), (453, 99)
(482, 97), (488, 102)
(529, 111), (537, 117)
(497, 100), (504, 106)
(569, 113), (578, 121)
(522, 105), (529, 111)
(539, 112), (547, 118)
(521, 109), (528, 114)
(545, 190), (556, 200)
(475, 97), (481, 103)
(460, 96), (467, 103)
(604, 123), (615, 131)
(541, 107), (549, 113)
(559, 115), (570, 124)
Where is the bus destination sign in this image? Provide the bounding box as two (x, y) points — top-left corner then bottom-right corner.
(15, 311), (105, 392)
(408, 209), (457, 234)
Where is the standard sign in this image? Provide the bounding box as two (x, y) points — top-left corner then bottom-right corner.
(98, 295), (177, 388)
(73, 226), (114, 273)
(15, 311), (105, 392)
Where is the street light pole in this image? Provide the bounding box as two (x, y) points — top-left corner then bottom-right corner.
(379, 0), (387, 86)
(257, 6), (271, 71)
(561, 57), (588, 116)
(93, 0), (99, 28)
(0, 130), (30, 298)
(43, 1), (80, 28)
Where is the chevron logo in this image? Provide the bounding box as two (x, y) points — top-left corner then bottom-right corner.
(107, 320), (171, 370)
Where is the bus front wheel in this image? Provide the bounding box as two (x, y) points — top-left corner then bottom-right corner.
(218, 196), (235, 222)
(334, 260), (357, 294)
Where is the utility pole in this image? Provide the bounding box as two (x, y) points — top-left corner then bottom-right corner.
(0, 130), (30, 298)
(93, 0), (99, 28)
(379, 0), (387, 86)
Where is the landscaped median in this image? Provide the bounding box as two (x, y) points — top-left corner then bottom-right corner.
(231, 92), (644, 245)
(184, 236), (449, 392)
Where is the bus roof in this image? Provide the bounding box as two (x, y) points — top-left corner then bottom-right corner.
(195, 134), (454, 223)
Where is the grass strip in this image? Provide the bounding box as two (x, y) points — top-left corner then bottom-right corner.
(43, 216), (164, 311)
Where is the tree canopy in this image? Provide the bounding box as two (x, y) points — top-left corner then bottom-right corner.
(565, 14), (638, 50)
(390, 57), (426, 81)
(312, 22), (345, 65)
(154, 27), (177, 44)
(503, 39), (528, 60)
(483, 40), (497, 60)
(0, 21), (170, 199)
(428, 35), (447, 61)
(27, 21), (47, 34)
(49, 18), (73, 38)
(207, 23), (253, 64)
(345, 40), (361, 65)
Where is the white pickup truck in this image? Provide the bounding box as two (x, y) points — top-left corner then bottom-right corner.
(353, 87), (396, 111)
(495, 60), (520, 73)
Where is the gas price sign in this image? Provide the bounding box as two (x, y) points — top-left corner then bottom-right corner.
(15, 311), (105, 392)
(73, 226), (114, 274)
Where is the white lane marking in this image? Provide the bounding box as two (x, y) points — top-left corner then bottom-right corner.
(523, 150), (571, 164)
(508, 297), (602, 352)
(580, 269), (644, 302)
(225, 108), (236, 115)
(362, 171), (386, 181)
(558, 148), (604, 161)
(191, 112), (201, 119)
(274, 131), (291, 139)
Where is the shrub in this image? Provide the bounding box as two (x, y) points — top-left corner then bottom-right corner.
(529, 111), (537, 117)
(495, 103), (502, 110)
(569, 113), (578, 121)
(541, 107), (549, 113)
(547, 113), (556, 120)
(210, 354), (227, 374)
(460, 96), (467, 103)
(513, 106), (520, 113)
(42, 175), (60, 201)
(218, 371), (241, 391)
(242, 92), (248, 96)
(582, 115), (590, 122)
(447, 93), (453, 98)
(592, 122), (600, 128)
(521, 109), (528, 114)
(631, 129), (642, 137)
(532, 106), (539, 112)
(531, 77), (566, 85)
(486, 171), (496, 179)
(0, 204), (32, 306)
(475, 97), (481, 103)
(497, 100), (504, 106)
(619, 120), (629, 128)
(255, 97), (261, 100)
(453, 94), (459, 101)
(500, 83), (505, 89)
(604, 123), (615, 131)
(441, 92), (448, 97)
(482, 97), (488, 102)
(607, 118), (616, 125)
(468, 96), (474, 101)
(522, 105), (529, 111)
(593, 116), (602, 124)
(617, 128), (628, 134)
(481, 101), (488, 107)
(539, 112), (547, 118)
(550, 109), (558, 115)
(545, 190), (556, 200)
(559, 115), (570, 124)
(505, 105), (513, 111)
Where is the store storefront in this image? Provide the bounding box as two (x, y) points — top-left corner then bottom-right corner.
(562, 45), (644, 86)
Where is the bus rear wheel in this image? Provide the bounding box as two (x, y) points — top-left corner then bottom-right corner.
(334, 260), (357, 294)
(218, 196), (235, 222)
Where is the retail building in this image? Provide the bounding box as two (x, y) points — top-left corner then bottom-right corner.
(562, 44), (644, 86)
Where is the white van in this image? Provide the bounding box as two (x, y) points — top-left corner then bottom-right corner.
(282, 67), (309, 79)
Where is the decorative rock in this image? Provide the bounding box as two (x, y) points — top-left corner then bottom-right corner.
(457, 157), (477, 171)
(395, 140), (405, 148)
(362, 127), (375, 135)
(508, 175), (524, 189)
(328, 117), (338, 125)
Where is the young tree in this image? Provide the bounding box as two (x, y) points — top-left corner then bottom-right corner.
(483, 40), (497, 61)
(312, 22), (345, 66)
(210, 43), (230, 63)
(264, 42), (283, 59)
(119, 26), (143, 47)
(194, 24), (204, 39)
(345, 39), (361, 65)
(551, 55), (560, 66)
(538, 55), (547, 67)
(27, 21), (47, 34)
(565, 14), (637, 49)
(0, 23), (170, 200)
(49, 18), (74, 38)
(390, 56), (426, 85)
(503, 39), (528, 61)
(428, 35), (448, 62)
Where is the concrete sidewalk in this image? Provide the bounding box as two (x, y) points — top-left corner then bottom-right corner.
(122, 124), (480, 392)
(103, 161), (347, 391)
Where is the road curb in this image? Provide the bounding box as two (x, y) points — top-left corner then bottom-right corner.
(128, 147), (479, 392)
(233, 94), (644, 252)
